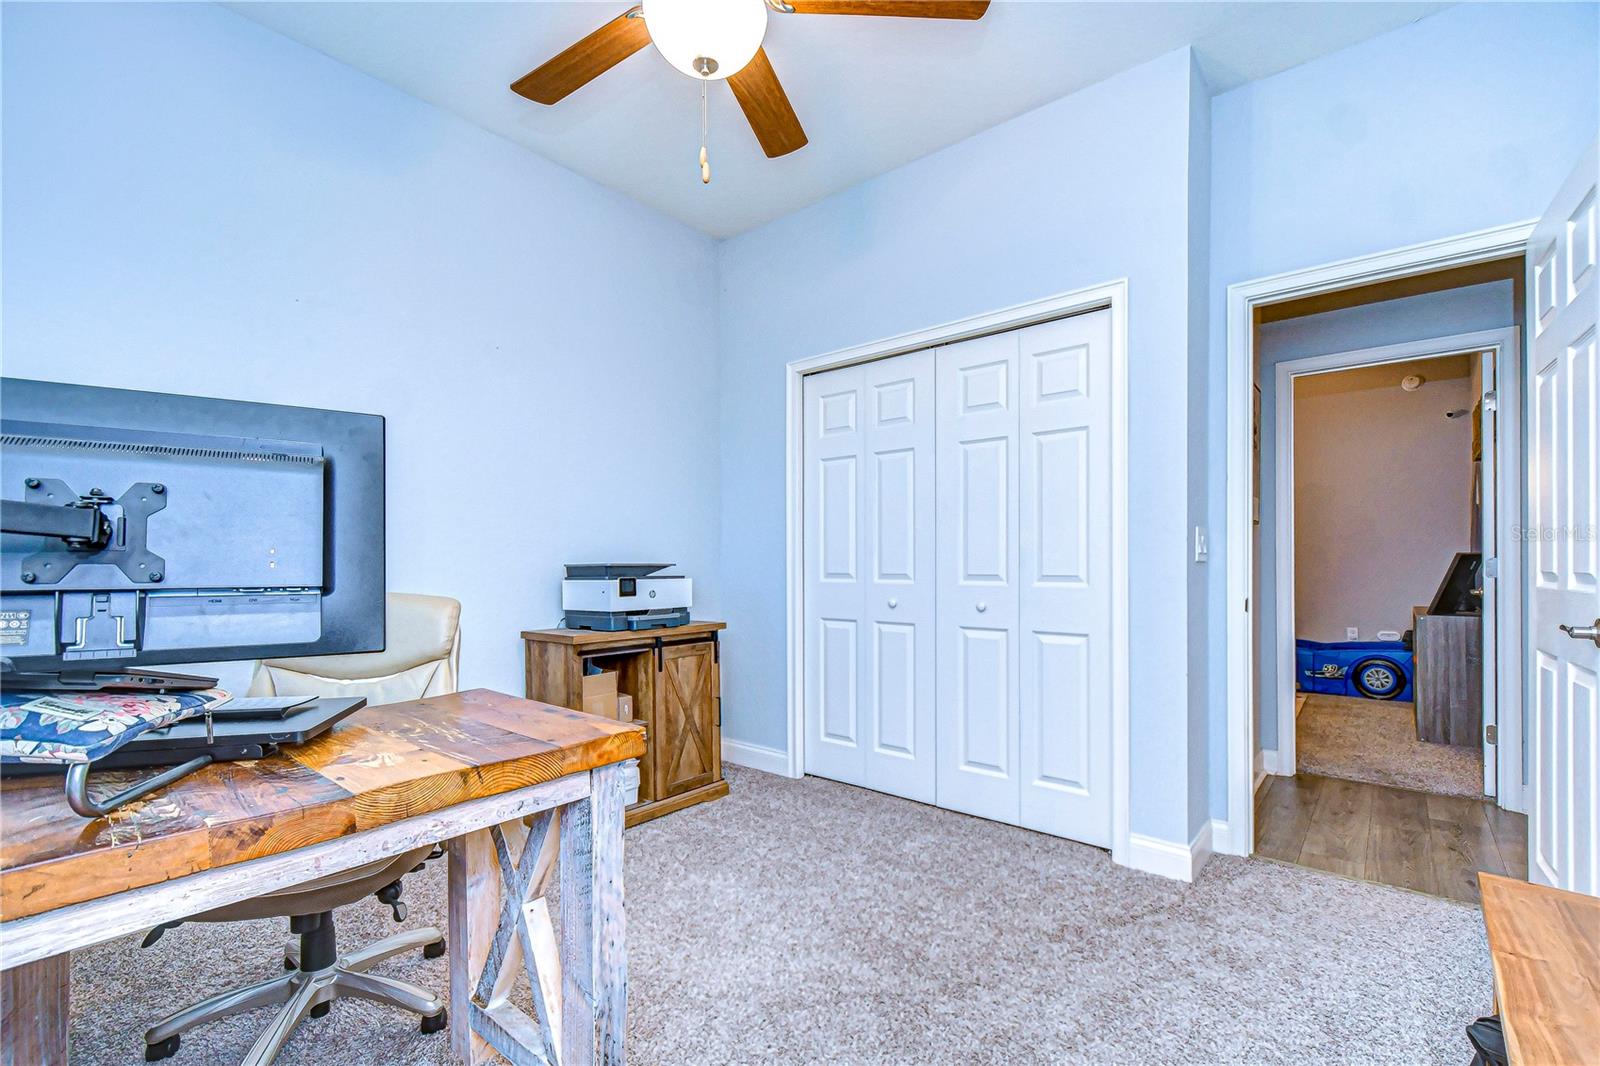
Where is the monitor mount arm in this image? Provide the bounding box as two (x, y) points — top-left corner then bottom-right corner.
(1, 479), (209, 694)
(1, 497), (111, 548)
(0, 478), (167, 585)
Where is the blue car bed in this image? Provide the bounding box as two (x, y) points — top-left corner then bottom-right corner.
(1295, 639), (1414, 702)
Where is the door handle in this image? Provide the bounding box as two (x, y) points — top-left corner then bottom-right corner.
(1559, 619), (1600, 647)
(887, 598), (898, 609)
(976, 601), (987, 613)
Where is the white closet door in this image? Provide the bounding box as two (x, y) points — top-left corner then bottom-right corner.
(935, 331), (1022, 824)
(861, 352), (937, 801)
(804, 364), (867, 786)
(1018, 310), (1113, 845)
(804, 354), (937, 800)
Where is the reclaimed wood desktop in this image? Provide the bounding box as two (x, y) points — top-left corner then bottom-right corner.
(1479, 873), (1600, 1065)
(0, 688), (644, 1066)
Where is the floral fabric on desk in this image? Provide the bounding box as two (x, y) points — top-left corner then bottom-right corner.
(0, 688), (229, 765)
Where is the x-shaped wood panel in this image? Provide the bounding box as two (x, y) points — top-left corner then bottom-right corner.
(449, 762), (629, 1066)
(663, 657), (710, 783)
(465, 811), (562, 1063)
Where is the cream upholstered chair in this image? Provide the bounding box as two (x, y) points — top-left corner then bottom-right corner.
(246, 592), (461, 703)
(142, 594), (462, 1066)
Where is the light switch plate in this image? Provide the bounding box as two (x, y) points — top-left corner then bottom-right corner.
(1346, 626), (1359, 640)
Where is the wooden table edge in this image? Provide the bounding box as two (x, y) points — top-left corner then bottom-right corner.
(0, 768), (618, 969)
(1477, 871), (1600, 1066)
(0, 694), (645, 923)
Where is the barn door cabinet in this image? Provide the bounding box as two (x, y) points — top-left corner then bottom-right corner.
(522, 621), (727, 826)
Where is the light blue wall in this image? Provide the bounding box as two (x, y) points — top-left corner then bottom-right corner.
(1251, 282), (1519, 754)
(717, 48), (1210, 844)
(1206, 2), (1599, 811)
(0, 2), (722, 697)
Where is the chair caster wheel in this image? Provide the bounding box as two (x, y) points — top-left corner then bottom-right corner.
(421, 1009), (447, 1035)
(310, 1002), (331, 1019)
(423, 938), (446, 959)
(145, 1035), (180, 1061)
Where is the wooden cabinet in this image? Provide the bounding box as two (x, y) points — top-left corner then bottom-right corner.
(522, 622), (727, 826)
(1412, 605), (1483, 746)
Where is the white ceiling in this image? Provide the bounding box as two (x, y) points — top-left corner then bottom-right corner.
(227, 1), (1450, 238)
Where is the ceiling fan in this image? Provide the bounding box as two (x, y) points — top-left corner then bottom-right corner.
(510, 0), (991, 167)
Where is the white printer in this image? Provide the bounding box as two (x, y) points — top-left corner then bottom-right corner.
(561, 563), (692, 631)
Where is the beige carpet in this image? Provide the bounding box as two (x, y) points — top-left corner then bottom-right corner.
(71, 767), (1493, 1065)
(1296, 693), (1484, 798)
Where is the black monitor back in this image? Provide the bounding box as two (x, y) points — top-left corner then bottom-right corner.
(0, 379), (384, 676)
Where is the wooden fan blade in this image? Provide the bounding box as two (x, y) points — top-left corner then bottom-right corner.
(510, 6), (651, 104)
(782, 1), (989, 18)
(728, 48), (808, 158)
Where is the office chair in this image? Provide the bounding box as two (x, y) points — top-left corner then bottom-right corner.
(143, 594), (462, 1065)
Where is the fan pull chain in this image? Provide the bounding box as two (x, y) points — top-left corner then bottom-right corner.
(699, 80), (711, 185)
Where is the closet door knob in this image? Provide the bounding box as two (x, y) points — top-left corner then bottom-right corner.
(976, 601), (988, 613)
(887, 598), (898, 609)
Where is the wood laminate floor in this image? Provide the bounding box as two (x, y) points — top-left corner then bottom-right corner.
(1255, 773), (1528, 903)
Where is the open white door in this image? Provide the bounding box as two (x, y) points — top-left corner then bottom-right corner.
(1480, 349), (1499, 799)
(1527, 141), (1600, 894)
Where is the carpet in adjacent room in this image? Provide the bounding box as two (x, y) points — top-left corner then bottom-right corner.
(1296, 693), (1483, 798)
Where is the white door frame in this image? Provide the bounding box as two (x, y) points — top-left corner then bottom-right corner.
(785, 279), (1132, 865)
(1224, 222), (1535, 855)
(1270, 327), (1524, 808)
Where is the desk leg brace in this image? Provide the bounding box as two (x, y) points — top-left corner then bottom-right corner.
(448, 762), (629, 1066)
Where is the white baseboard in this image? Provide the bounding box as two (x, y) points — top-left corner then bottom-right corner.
(1209, 816), (1245, 857)
(1261, 747), (1295, 777)
(721, 738), (792, 776)
(1124, 820), (1213, 883)
(1211, 752), (1271, 858)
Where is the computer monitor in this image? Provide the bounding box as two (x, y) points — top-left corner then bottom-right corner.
(0, 379), (385, 690)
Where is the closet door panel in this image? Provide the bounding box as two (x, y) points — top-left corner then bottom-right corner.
(804, 365), (867, 786)
(862, 351), (937, 801)
(1019, 310), (1113, 845)
(936, 332), (1022, 824)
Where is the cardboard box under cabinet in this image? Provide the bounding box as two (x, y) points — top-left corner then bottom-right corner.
(580, 670), (618, 720)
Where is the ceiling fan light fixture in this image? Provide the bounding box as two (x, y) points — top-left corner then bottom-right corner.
(642, 0), (768, 81)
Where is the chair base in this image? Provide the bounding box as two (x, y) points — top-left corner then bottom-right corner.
(144, 913), (445, 1066)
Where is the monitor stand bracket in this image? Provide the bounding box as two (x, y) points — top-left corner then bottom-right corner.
(7, 479), (168, 586)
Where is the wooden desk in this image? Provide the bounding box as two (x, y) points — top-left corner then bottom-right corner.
(1479, 873), (1600, 1065)
(0, 688), (644, 1066)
